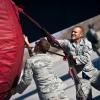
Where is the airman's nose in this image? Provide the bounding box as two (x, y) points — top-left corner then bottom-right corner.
(72, 32), (75, 35)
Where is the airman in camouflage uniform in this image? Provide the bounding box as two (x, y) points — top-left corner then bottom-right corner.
(47, 26), (100, 99)
(13, 38), (69, 100)
(86, 24), (100, 56)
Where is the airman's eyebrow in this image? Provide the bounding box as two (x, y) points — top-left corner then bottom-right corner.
(72, 31), (77, 33)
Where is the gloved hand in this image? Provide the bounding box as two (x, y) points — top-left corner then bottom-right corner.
(68, 55), (76, 65)
(28, 47), (34, 57)
(11, 88), (17, 95)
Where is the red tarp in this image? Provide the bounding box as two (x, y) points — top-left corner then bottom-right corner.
(0, 0), (24, 99)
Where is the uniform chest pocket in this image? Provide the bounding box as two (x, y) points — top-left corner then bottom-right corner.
(75, 47), (84, 55)
(69, 48), (76, 55)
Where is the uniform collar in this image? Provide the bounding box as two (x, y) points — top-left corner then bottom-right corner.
(72, 38), (84, 48)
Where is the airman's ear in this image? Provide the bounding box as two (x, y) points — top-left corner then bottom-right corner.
(81, 32), (85, 38)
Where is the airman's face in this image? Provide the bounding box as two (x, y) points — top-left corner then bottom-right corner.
(71, 27), (83, 40)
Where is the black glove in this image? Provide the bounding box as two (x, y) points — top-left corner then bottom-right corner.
(68, 55), (76, 65)
(28, 47), (33, 57)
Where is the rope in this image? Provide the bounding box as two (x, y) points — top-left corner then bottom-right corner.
(21, 10), (87, 99)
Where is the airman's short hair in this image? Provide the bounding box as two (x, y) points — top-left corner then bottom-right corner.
(36, 38), (50, 53)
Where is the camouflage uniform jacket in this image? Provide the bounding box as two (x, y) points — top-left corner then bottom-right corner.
(57, 38), (98, 78)
(16, 53), (69, 100)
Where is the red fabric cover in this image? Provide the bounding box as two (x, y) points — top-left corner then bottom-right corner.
(0, 0), (24, 99)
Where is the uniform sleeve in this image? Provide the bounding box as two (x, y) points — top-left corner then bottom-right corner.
(58, 39), (69, 47)
(16, 59), (33, 94)
(74, 41), (93, 65)
(52, 39), (69, 49)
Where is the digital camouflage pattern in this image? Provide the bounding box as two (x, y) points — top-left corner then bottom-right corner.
(56, 38), (100, 99)
(16, 53), (69, 100)
(57, 38), (99, 78)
